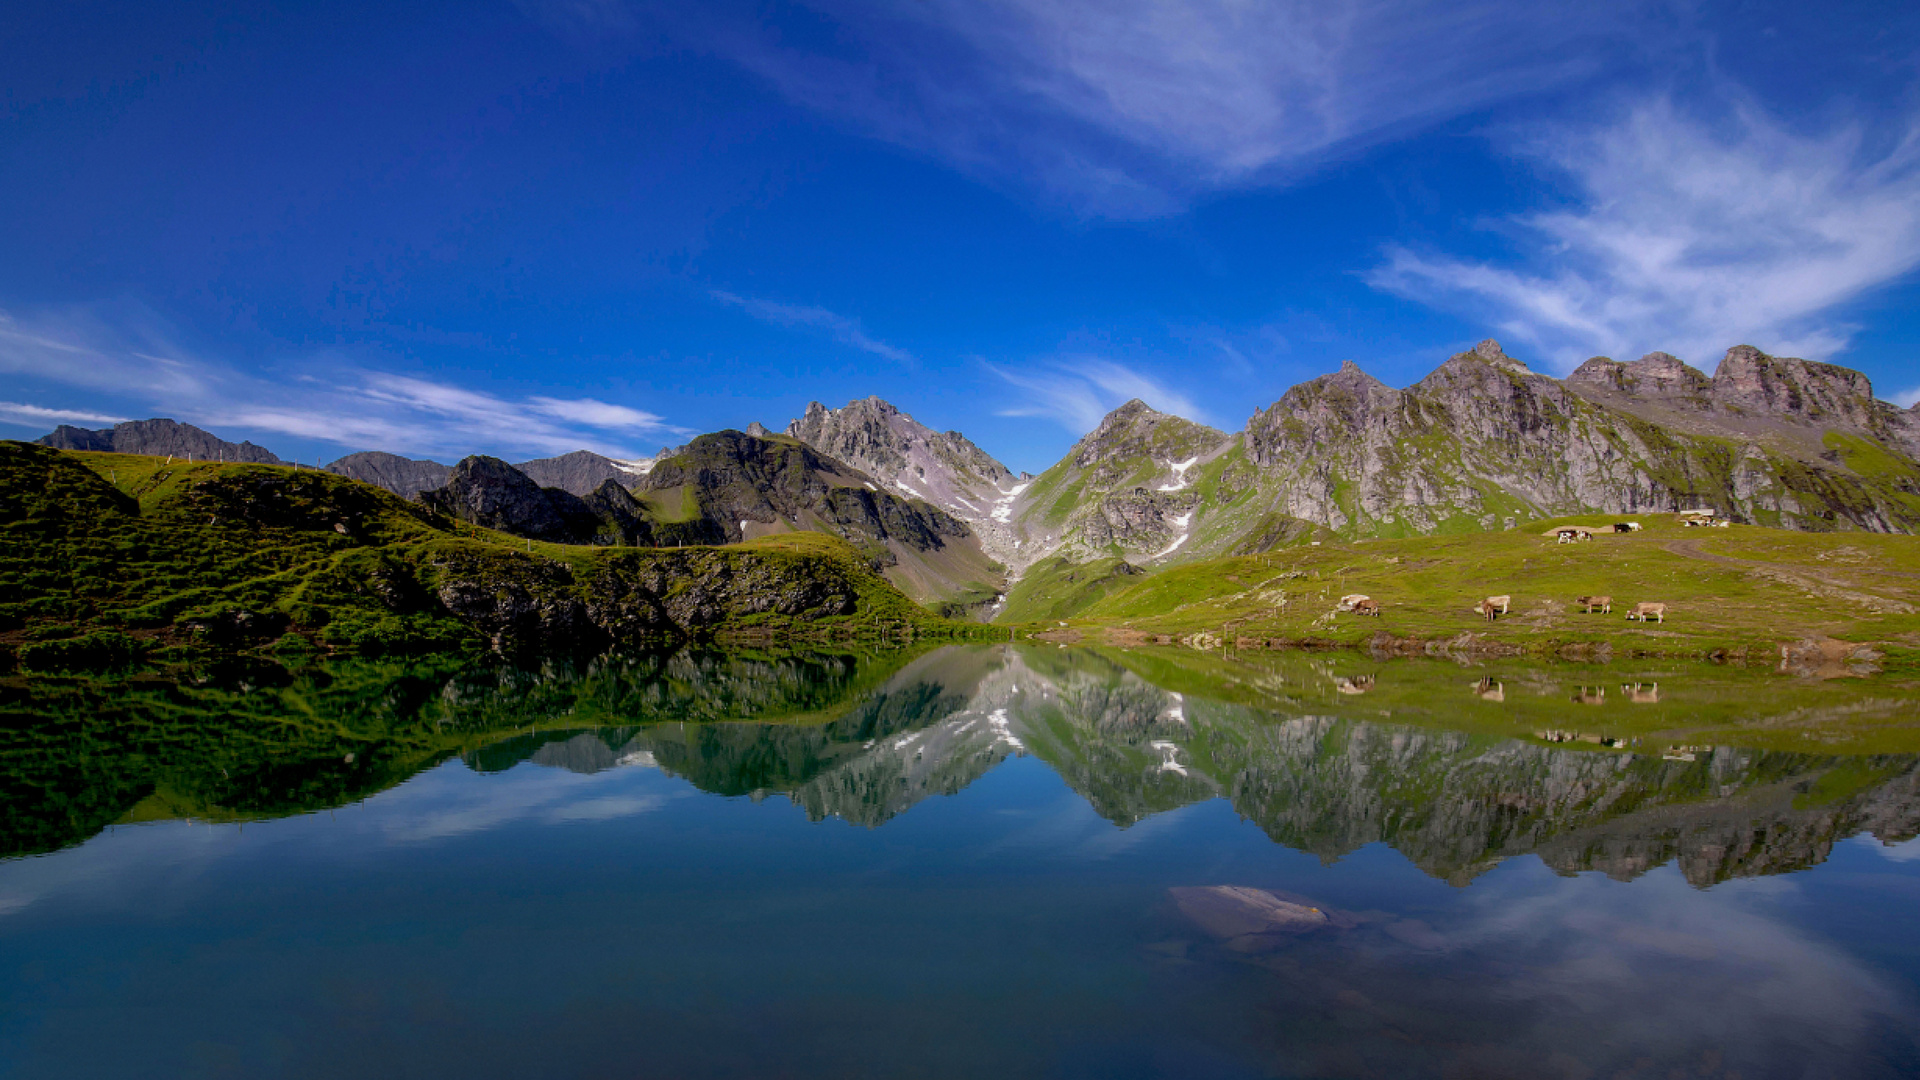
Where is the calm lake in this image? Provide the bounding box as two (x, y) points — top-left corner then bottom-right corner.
(5, 644), (1920, 1078)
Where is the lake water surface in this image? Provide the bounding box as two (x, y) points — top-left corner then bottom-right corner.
(5, 645), (1920, 1078)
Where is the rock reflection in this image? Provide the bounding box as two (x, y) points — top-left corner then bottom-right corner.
(6, 644), (1920, 886)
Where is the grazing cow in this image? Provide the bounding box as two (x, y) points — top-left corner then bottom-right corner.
(1336, 593), (1371, 612)
(1334, 674), (1375, 695)
(1576, 594), (1612, 614)
(1622, 682), (1660, 703)
(1556, 531), (1575, 544)
(1625, 602), (1666, 623)
(1571, 687), (1606, 705)
(1486, 594), (1511, 614)
(1471, 676), (1504, 702)
(1351, 598), (1381, 617)
(1475, 599), (1499, 622)
(1624, 522), (1642, 531)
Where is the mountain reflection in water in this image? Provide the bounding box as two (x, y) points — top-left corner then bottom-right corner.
(5, 644), (1920, 885)
(5, 645), (1920, 1078)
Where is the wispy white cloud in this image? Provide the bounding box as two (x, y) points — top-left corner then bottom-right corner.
(711, 290), (913, 364)
(1892, 388), (1920, 409)
(1367, 97), (1920, 372)
(687, 0), (1632, 215)
(0, 302), (689, 459)
(987, 356), (1207, 433)
(0, 401), (128, 428)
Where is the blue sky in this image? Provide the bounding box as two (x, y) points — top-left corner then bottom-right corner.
(3, 0), (1919, 473)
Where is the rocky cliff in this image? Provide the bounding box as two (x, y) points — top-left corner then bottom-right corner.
(38, 418), (285, 464)
(999, 399), (1234, 570)
(1232, 340), (1920, 539)
(513, 450), (645, 496)
(325, 451), (453, 497)
(414, 455), (653, 546)
(640, 430), (1005, 608)
(786, 397), (1021, 560)
(992, 342), (1920, 593)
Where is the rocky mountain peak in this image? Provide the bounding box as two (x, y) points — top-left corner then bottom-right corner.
(1470, 338), (1509, 362)
(37, 417), (285, 464)
(1711, 345), (1877, 427)
(326, 451), (453, 498)
(514, 450), (639, 496)
(744, 421), (773, 438)
(1567, 351), (1712, 402)
(785, 395), (1013, 533)
(417, 456), (573, 540)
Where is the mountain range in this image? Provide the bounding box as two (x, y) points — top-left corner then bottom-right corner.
(34, 341), (1920, 620)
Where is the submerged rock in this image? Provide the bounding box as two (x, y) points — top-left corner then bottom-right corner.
(1170, 885), (1357, 951)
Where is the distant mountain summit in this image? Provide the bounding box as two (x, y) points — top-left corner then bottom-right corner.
(326, 451), (452, 498)
(786, 395), (1022, 563)
(416, 455), (654, 546)
(37, 418), (284, 464)
(1007, 398), (1233, 568)
(513, 450), (647, 497)
(639, 429), (1004, 608)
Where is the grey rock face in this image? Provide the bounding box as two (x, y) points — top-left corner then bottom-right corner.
(513, 450), (640, 497)
(418, 456), (576, 540)
(643, 430), (969, 552)
(414, 456), (652, 546)
(37, 418), (285, 464)
(1709, 344), (1879, 428)
(1239, 340), (1920, 535)
(1567, 352), (1712, 404)
(325, 451), (453, 498)
(787, 396), (1017, 557)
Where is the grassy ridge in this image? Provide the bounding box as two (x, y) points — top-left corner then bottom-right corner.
(1044, 512), (1920, 657)
(0, 442), (977, 669)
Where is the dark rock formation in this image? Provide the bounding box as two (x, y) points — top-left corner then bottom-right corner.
(642, 430), (970, 552)
(1239, 341), (1920, 534)
(787, 397), (1014, 520)
(513, 450), (637, 497)
(38, 418), (284, 464)
(325, 451), (452, 498)
(415, 457), (653, 546)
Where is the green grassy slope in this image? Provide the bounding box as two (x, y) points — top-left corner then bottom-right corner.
(0, 644), (937, 858)
(1042, 513), (1920, 658)
(997, 555), (1146, 624)
(0, 442), (977, 669)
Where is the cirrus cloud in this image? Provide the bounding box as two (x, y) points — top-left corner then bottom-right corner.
(1367, 96), (1920, 372)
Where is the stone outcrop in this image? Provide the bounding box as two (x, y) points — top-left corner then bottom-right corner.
(415, 456), (654, 546)
(325, 451), (453, 498)
(642, 430), (970, 552)
(786, 396), (1020, 562)
(513, 450), (641, 497)
(38, 418), (284, 464)
(1235, 341), (1920, 537)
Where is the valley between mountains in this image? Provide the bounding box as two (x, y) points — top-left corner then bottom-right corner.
(14, 339), (1920, 666)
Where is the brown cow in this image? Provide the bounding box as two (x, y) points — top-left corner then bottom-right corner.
(1625, 602), (1666, 623)
(1471, 676), (1505, 702)
(1485, 594), (1511, 615)
(1571, 686), (1606, 705)
(1475, 599), (1499, 621)
(1351, 598), (1381, 617)
(1622, 682), (1660, 703)
(1577, 594), (1612, 613)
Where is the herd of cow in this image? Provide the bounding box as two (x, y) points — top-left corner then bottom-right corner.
(1335, 592), (1669, 623)
(1328, 516), (1697, 626)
